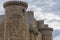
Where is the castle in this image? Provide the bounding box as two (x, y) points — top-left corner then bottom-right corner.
(0, 1), (53, 40)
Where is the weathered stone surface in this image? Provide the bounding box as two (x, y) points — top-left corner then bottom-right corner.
(4, 1), (29, 40)
(26, 11), (34, 24)
(36, 32), (42, 40)
(0, 15), (4, 40)
(37, 20), (44, 30)
(3, 1), (28, 9)
(0, 1), (53, 40)
(0, 23), (4, 40)
(39, 24), (53, 40)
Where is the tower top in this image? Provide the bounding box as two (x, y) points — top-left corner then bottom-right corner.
(3, 1), (28, 9)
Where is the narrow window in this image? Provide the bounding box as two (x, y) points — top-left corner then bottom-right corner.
(23, 9), (25, 13)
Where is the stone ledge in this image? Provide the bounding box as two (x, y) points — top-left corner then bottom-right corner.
(3, 1), (28, 9)
(39, 27), (53, 31)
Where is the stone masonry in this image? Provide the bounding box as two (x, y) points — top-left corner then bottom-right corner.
(0, 1), (53, 40)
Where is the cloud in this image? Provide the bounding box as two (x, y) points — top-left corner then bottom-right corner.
(27, 4), (60, 30)
(53, 36), (60, 40)
(23, 0), (60, 15)
(53, 30), (60, 37)
(52, 30), (60, 40)
(46, 21), (60, 30)
(0, 1), (4, 15)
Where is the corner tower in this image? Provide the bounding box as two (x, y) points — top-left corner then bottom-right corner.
(39, 24), (53, 40)
(3, 1), (29, 40)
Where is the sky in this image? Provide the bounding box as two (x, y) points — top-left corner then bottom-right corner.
(0, 0), (60, 40)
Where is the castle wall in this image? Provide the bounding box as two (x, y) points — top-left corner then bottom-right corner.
(0, 15), (4, 40)
(36, 32), (42, 40)
(32, 19), (42, 40)
(26, 11), (34, 24)
(26, 11), (42, 40)
(37, 20), (44, 30)
(0, 23), (4, 40)
(26, 11), (34, 40)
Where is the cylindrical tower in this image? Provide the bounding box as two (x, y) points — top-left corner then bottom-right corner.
(39, 24), (53, 40)
(3, 1), (29, 40)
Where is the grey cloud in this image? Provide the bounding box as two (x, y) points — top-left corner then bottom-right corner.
(42, 3), (60, 12)
(53, 0), (60, 3)
(41, 0), (60, 13)
(47, 20), (60, 23)
(21, 0), (52, 7)
(24, 0), (60, 15)
(53, 30), (60, 37)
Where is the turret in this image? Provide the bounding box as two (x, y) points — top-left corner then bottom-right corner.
(39, 24), (53, 40)
(3, 1), (29, 40)
(3, 1), (28, 16)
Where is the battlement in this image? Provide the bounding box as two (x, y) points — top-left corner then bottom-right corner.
(40, 24), (53, 31)
(3, 1), (28, 9)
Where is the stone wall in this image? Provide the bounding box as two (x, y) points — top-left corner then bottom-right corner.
(0, 22), (4, 40)
(0, 15), (4, 40)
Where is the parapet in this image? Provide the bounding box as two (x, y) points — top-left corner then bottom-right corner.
(37, 20), (44, 25)
(40, 24), (53, 31)
(3, 1), (28, 9)
(27, 11), (34, 16)
(44, 24), (48, 28)
(26, 11), (34, 24)
(37, 20), (44, 30)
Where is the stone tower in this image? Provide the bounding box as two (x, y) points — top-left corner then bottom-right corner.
(0, 0), (53, 40)
(38, 24), (53, 40)
(37, 20), (53, 40)
(3, 1), (29, 40)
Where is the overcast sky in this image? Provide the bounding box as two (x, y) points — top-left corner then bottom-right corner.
(0, 0), (60, 40)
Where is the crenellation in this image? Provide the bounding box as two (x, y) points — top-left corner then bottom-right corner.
(37, 20), (44, 31)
